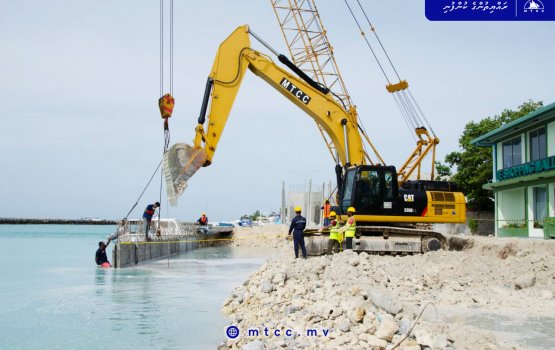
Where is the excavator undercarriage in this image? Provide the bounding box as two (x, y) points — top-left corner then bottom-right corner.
(303, 225), (448, 255)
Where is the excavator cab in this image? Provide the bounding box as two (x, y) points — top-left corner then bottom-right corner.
(340, 165), (464, 224)
(340, 165), (400, 216)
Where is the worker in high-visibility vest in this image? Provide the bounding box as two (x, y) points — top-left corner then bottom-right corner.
(321, 199), (331, 227)
(339, 207), (356, 250)
(323, 211), (342, 254)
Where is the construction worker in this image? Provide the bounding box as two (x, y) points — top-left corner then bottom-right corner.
(95, 237), (113, 267)
(288, 206), (307, 259)
(142, 202), (160, 240)
(339, 207), (356, 250)
(323, 211), (342, 254)
(197, 213), (208, 226)
(321, 199), (331, 227)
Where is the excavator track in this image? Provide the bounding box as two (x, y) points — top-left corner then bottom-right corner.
(303, 226), (448, 255)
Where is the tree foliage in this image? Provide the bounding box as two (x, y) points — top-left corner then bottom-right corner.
(437, 100), (543, 210)
(241, 210), (262, 221)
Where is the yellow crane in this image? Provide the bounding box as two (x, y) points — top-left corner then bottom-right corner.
(270, 0), (439, 183)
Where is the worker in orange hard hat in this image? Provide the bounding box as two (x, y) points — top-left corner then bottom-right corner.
(196, 212), (208, 226)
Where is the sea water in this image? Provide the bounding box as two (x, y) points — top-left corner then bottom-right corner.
(0, 225), (274, 350)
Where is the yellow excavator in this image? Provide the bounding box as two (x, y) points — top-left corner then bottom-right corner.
(165, 25), (465, 254)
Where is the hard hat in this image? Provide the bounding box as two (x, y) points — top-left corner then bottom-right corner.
(347, 207), (356, 213)
(202, 212), (206, 216)
(329, 211), (337, 217)
(294, 206), (302, 212)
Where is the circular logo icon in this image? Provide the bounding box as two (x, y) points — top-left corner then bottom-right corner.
(226, 325), (240, 339)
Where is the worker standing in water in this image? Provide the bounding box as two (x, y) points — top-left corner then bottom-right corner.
(95, 237), (113, 267)
(322, 211), (341, 254)
(143, 202), (160, 240)
(339, 207), (356, 250)
(288, 206), (307, 259)
(197, 213), (208, 226)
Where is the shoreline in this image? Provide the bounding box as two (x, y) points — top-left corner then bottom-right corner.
(220, 226), (555, 349)
(0, 218), (117, 225)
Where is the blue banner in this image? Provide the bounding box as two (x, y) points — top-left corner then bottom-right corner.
(426, 0), (555, 21)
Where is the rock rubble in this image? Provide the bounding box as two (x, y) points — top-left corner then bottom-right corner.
(221, 228), (555, 349)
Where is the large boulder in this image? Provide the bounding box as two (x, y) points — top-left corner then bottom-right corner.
(375, 314), (399, 341)
(367, 287), (403, 315)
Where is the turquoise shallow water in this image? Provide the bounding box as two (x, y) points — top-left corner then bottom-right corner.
(0, 225), (273, 350)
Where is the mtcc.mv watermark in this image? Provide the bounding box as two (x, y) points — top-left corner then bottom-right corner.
(226, 325), (331, 339)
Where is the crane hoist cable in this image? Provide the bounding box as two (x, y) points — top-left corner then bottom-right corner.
(344, 0), (391, 86)
(157, 0), (175, 233)
(113, 0), (175, 239)
(354, 0), (402, 82)
(344, 0), (436, 139)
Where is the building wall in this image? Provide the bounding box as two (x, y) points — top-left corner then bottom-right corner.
(494, 124), (554, 238)
(497, 188), (527, 237)
(287, 190), (324, 226)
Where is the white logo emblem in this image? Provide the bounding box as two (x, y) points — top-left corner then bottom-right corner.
(524, 0), (545, 13)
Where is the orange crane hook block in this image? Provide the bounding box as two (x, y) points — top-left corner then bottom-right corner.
(159, 93), (175, 131)
(159, 93), (175, 118)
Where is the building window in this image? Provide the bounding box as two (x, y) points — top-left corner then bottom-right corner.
(529, 127), (546, 162)
(533, 186), (547, 228)
(502, 136), (521, 168)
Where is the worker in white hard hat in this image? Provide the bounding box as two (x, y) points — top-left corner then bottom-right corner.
(196, 212), (208, 226)
(288, 206), (307, 259)
(339, 207), (356, 250)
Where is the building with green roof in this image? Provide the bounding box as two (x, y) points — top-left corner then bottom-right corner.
(472, 102), (555, 238)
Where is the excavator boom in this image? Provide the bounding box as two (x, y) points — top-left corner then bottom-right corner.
(196, 26), (366, 167)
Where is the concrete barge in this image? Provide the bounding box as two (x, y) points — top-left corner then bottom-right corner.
(112, 219), (234, 268)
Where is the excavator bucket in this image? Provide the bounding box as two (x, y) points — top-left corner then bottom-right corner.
(163, 143), (207, 206)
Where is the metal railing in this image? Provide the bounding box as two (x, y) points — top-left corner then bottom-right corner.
(115, 219), (198, 243)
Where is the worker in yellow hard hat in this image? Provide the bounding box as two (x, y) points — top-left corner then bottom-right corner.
(288, 206), (307, 259)
(322, 211), (341, 254)
(196, 212), (208, 226)
(339, 207), (356, 250)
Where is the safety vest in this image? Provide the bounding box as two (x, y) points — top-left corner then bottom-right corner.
(344, 216), (356, 238)
(323, 203), (331, 218)
(329, 220), (340, 241)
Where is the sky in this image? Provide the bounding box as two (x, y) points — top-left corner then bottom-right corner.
(1, 1), (554, 221)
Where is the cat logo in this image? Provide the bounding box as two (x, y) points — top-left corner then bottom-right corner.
(280, 78), (311, 105)
(403, 194), (415, 202)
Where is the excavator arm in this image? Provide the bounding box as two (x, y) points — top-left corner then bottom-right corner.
(193, 25), (366, 168)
